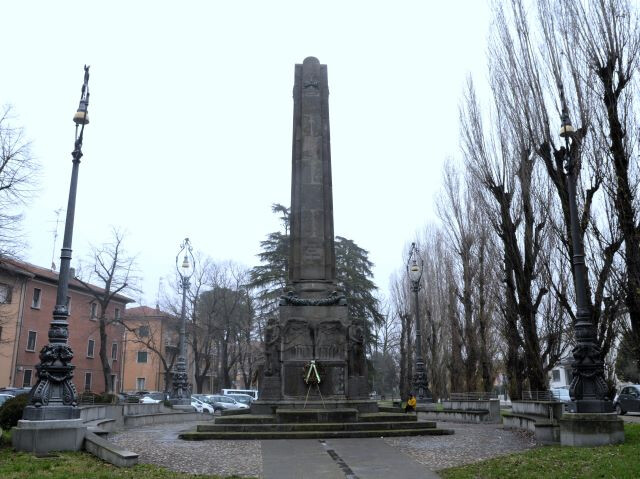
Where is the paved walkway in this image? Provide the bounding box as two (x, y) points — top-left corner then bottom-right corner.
(262, 438), (440, 479)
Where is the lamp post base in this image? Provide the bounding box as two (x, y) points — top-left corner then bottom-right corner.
(13, 418), (86, 453)
(567, 399), (614, 414)
(22, 405), (81, 421)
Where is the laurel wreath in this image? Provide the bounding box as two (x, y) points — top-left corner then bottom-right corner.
(303, 360), (322, 385)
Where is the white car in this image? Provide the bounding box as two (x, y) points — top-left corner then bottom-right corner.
(140, 392), (166, 404)
(191, 397), (214, 414)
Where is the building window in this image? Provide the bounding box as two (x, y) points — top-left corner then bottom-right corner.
(137, 351), (148, 363)
(23, 369), (33, 387)
(0, 283), (12, 303)
(0, 326), (3, 341)
(87, 339), (95, 358)
(26, 331), (37, 351)
(136, 377), (146, 391)
(31, 288), (42, 309)
(111, 342), (118, 360)
(552, 370), (561, 382)
(111, 374), (117, 391)
(84, 372), (92, 391)
(138, 325), (150, 337)
(66, 296), (72, 313)
(114, 308), (121, 321)
(90, 303), (98, 319)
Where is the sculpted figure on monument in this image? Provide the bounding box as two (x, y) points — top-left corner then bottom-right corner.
(348, 318), (366, 377)
(264, 317), (281, 377)
(316, 321), (345, 360)
(283, 319), (313, 360)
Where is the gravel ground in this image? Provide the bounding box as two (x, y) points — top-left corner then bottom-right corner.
(385, 422), (537, 471)
(109, 421), (262, 478)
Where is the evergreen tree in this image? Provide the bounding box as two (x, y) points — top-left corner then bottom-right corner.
(249, 204), (383, 344)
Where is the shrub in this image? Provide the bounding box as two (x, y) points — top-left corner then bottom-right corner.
(96, 393), (117, 404)
(163, 399), (172, 408)
(0, 394), (28, 430)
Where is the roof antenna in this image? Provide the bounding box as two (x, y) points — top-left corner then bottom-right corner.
(50, 208), (63, 270)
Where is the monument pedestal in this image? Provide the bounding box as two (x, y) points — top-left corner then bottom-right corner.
(559, 412), (624, 447)
(13, 418), (86, 453)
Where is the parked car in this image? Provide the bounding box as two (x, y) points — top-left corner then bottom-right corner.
(191, 397), (214, 414)
(614, 385), (640, 415)
(0, 387), (32, 397)
(0, 393), (15, 407)
(205, 394), (249, 412)
(140, 392), (167, 404)
(550, 388), (571, 403)
(221, 389), (258, 400)
(227, 393), (253, 406)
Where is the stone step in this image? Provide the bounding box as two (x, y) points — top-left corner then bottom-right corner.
(180, 427), (454, 440)
(215, 414), (276, 424)
(359, 413), (417, 422)
(198, 421), (437, 433)
(275, 408), (358, 423)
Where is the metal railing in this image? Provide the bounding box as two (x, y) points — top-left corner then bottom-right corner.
(448, 392), (498, 401)
(521, 390), (554, 401)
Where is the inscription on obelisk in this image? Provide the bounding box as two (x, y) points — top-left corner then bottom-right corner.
(290, 57), (335, 287)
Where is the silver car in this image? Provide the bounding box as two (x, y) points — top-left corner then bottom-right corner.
(206, 394), (249, 412)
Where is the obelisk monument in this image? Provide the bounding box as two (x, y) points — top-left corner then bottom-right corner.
(257, 57), (371, 411)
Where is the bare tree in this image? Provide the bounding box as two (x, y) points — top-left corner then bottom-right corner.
(0, 105), (39, 257)
(78, 229), (138, 393)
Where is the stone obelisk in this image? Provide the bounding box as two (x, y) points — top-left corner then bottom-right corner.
(257, 57), (371, 411)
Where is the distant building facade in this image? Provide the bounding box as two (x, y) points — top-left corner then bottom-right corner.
(0, 258), (131, 393)
(122, 306), (182, 393)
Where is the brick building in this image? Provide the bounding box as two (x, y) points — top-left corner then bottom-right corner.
(0, 258), (132, 393)
(121, 306), (202, 394)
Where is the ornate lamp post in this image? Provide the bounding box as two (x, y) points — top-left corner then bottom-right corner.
(560, 91), (612, 413)
(170, 238), (194, 406)
(407, 242), (432, 403)
(23, 66), (91, 420)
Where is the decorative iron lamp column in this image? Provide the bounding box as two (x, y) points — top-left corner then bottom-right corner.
(23, 66), (91, 420)
(170, 238), (194, 406)
(407, 242), (432, 403)
(560, 92), (612, 413)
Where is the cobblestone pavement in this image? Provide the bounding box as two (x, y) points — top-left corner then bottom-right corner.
(385, 422), (537, 471)
(621, 412), (640, 423)
(109, 420), (537, 477)
(109, 421), (262, 478)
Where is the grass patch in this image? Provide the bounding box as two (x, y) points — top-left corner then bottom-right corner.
(0, 447), (252, 479)
(441, 423), (640, 479)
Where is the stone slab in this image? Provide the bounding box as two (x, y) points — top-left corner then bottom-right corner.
(12, 418), (86, 453)
(84, 431), (139, 467)
(260, 438), (440, 479)
(560, 412), (624, 447)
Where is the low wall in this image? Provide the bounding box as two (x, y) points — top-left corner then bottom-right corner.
(124, 411), (210, 427)
(442, 399), (500, 422)
(419, 410), (488, 423)
(511, 401), (564, 421)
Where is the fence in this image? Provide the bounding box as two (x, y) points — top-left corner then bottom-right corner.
(521, 390), (555, 401)
(448, 391), (498, 401)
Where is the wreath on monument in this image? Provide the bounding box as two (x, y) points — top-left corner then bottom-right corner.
(303, 360), (323, 385)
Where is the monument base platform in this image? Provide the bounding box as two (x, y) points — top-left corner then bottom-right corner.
(13, 418), (86, 453)
(559, 412), (624, 447)
(251, 399), (379, 415)
(179, 405), (455, 440)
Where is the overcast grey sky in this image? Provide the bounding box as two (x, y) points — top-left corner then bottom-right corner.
(3, 0), (491, 305)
